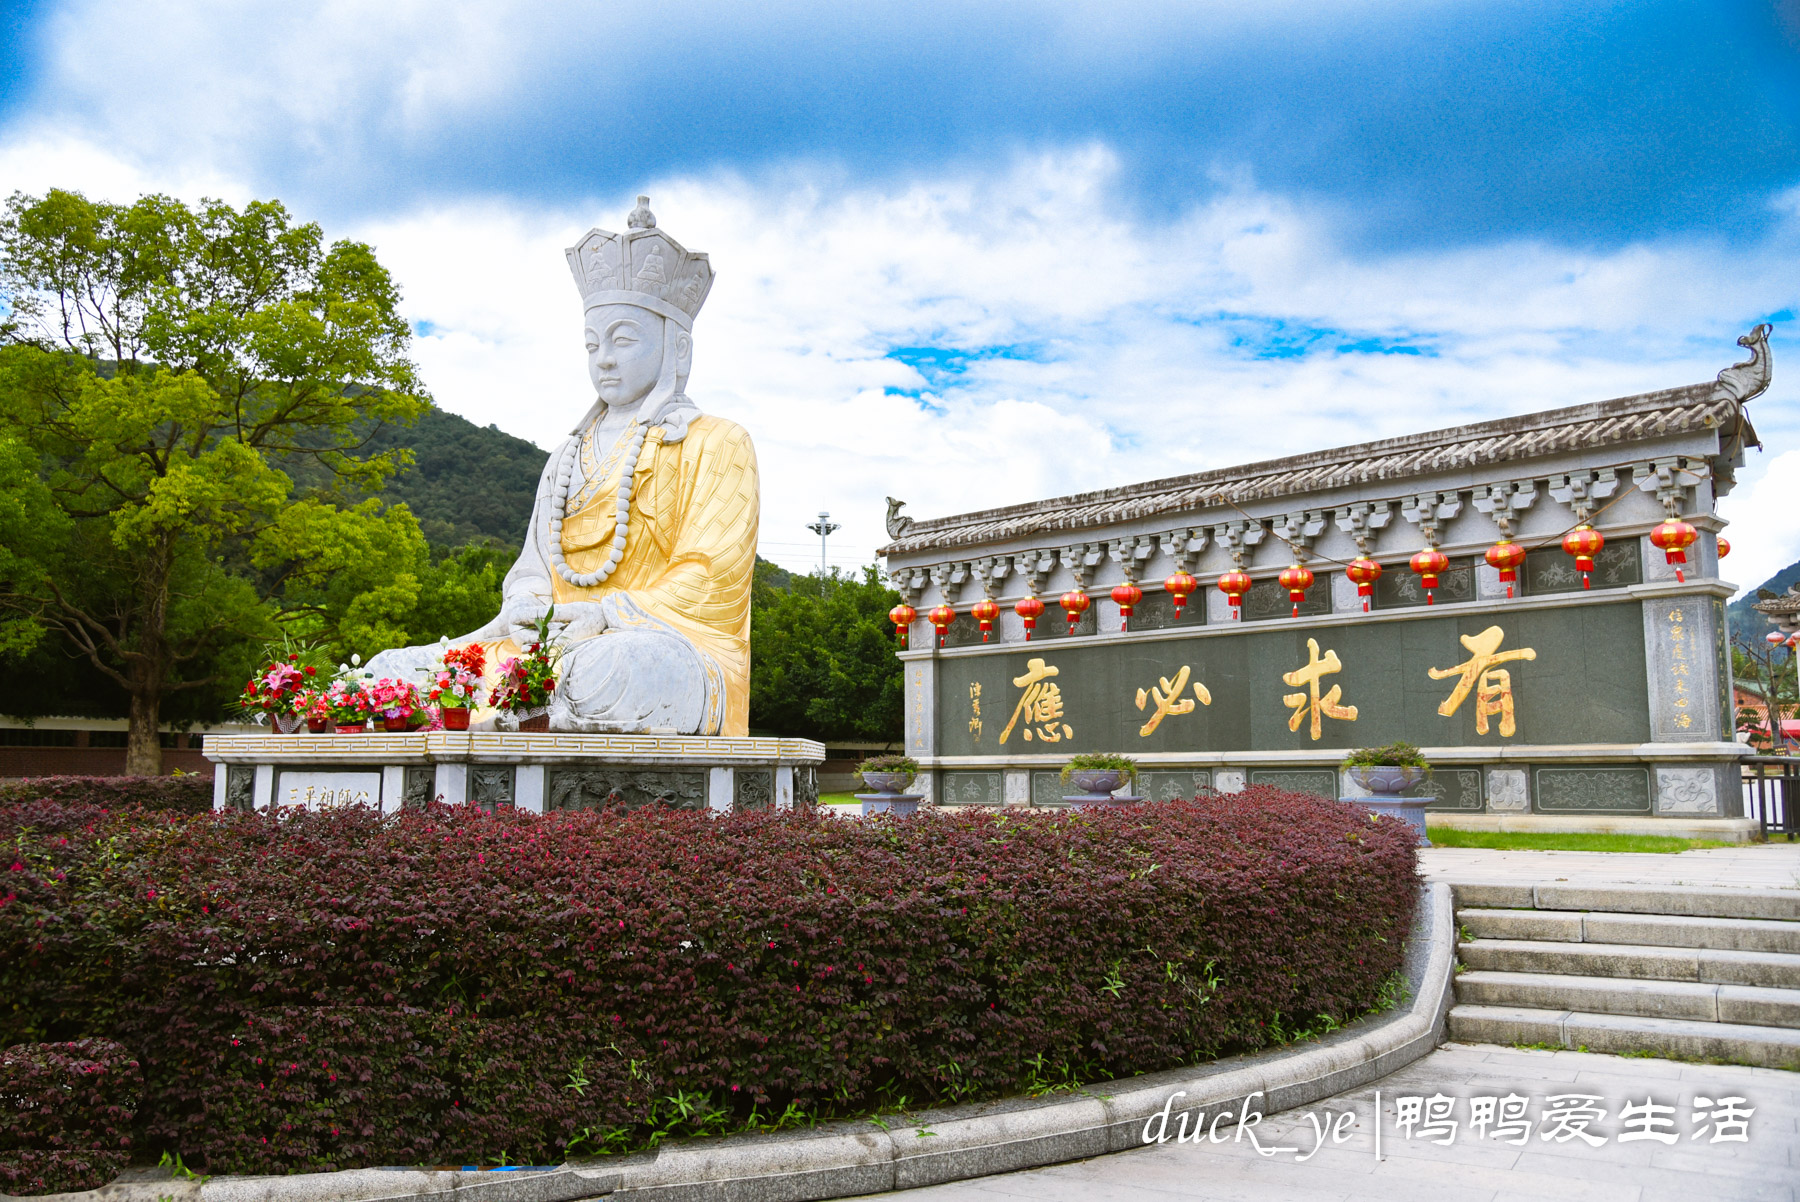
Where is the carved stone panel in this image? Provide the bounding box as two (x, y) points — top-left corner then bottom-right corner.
(1375, 560), (1475, 610)
(735, 769), (774, 812)
(1524, 542), (1641, 595)
(470, 766), (516, 811)
(1125, 591), (1202, 633)
(1248, 769), (1338, 798)
(1240, 578), (1331, 623)
(546, 768), (707, 812)
(1138, 770), (1213, 802)
(940, 770), (1004, 806)
(793, 766), (819, 809)
(1341, 766), (1483, 811)
(1486, 768), (1530, 813)
(1654, 766), (1720, 815)
(1030, 770), (1068, 807)
(226, 764), (256, 813)
(1533, 766), (1651, 813)
(1214, 769), (1246, 794)
(403, 766), (436, 810)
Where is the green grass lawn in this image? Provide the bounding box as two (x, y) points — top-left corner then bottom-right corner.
(818, 792), (860, 808)
(1425, 827), (1738, 854)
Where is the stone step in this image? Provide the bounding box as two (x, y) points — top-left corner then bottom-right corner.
(1451, 882), (1800, 923)
(1456, 938), (1800, 989)
(1457, 907), (1800, 954)
(1447, 1003), (1800, 1070)
(1453, 970), (1800, 1028)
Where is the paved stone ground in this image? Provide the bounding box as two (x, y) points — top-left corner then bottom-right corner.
(879, 1043), (1799, 1201)
(1417, 843), (1800, 890)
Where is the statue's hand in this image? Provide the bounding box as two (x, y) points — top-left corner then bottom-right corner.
(548, 601), (608, 643)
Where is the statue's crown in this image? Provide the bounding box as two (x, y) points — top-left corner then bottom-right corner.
(564, 197), (713, 331)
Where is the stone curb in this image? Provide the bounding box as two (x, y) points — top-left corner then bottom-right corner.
(7, 883), (1451, 1202)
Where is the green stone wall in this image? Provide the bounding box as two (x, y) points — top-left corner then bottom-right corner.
(939, 599), (1649, 756)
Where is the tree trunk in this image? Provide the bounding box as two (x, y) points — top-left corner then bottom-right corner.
(125, 665), (163, 776)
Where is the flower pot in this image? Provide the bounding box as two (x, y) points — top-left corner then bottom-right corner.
(335, 721), (367, 733)
(1348, 797), (1432, 846)
(859, 771), (914, 794)
(383, 715), (410, 732)
(441, 707), (470, 731)
(306, 717), (329, 734)
(1345, 765), (1427, 795)
(861, 796), (920, 817)
(1068, 768), (1127, 795)
(273, 712), (304, 734)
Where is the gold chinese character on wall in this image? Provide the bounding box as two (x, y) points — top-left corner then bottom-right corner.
(969, 681), (983, 741)
(1134, 664), (1212, 736)
(999, 657), (1073, 744)
(1427, 625), (1537, 738)
(1282, 638), (1359, 740)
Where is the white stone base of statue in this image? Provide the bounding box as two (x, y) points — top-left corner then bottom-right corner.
(204, 731), (824, 815)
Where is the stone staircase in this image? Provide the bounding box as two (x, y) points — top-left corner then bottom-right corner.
(1447, 882), (1800, 1069)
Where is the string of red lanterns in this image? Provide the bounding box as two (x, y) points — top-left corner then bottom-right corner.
(971, 597), (1000, 642)
(1111, 582), (1143, 631)
(1277, 563), (1313, 618)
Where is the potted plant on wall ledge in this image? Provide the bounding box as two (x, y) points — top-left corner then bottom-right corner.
(1341, 741), (1432, 844)
(855, 754), (922, 817)
(429, 642), (487, 731)
(1060, 753), (1140, 805)
(493, 609), (561, 732)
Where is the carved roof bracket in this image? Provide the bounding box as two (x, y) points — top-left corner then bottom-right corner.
(930, 561), (970, 604)
(1213, 519), (1267, 569)
(1157, 527), (1210, 574)
(889, 565), (930, 608)
(1632, 457), (1708, 518)
(969, 555), (1012, 600)
(1548, 470), (1621, 526)
(1060, 542), (1106, 590)
(1333, 501), (1394, 557)
(1401, 491), (1464, 548)
(1109, 535), (1158, 584)
(1470, 481), (1539, 540)
(1012, 548), (1059, 597)
(1273, 510), (1328, 563)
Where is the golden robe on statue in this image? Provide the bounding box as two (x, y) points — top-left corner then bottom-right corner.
(365, 196), (759, 736)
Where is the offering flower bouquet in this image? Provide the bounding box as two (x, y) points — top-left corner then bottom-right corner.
(367, 677), (425, 732)
(238, 653), (318, 732)
(321, 677), (372, 732)
(491, 609), (560, 731)
(428, 642), (487, 731)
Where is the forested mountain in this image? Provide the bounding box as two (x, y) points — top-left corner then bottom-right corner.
(1728, 558), (1800, 638)
(359, 407), (547, 547)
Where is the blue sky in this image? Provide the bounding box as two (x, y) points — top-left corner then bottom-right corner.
(1, 0), (1797, 585)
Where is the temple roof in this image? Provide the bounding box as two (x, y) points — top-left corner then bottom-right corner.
(880, 379), (1758, 558)
(1753, 590), (1800, 617)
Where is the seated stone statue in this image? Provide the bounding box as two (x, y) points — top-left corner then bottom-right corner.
(367, 198), (757, 735)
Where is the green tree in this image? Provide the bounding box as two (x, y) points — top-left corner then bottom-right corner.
(0, 189), (429, 773)
(749, 562), (904, 742)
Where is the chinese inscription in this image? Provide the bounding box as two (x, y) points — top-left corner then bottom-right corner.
(1135, 664), (1213, 736)
(1667, 606), (1692, 730)
(1427, 625), (1537, 737)
(1281, 638), (1359, 740)
(999, 657), (1073, 744)
(968, 681), (982, 742)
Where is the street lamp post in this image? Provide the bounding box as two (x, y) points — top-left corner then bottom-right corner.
(806, 511), (841, 593)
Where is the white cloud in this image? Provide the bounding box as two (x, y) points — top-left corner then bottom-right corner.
(4, 132), (1796, 588)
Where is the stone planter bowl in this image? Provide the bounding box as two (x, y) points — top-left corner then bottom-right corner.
(1345, 764), (1427, 795)
(860, 771), (915, 795)
(1067, 768), (1129, 795)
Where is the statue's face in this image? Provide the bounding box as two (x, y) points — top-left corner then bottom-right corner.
(584, 304), (665, 407)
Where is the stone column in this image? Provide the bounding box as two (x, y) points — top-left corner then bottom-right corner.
(434, 762), (468, 805)
(905, 658), (936, 757)
(253, 763), (275, 811)
(1003, 768), (1031, 806)
(516, 764), (547, 814)
(380, 765), (405, 814)
(1643, 594), (1724, 742)
(707, 766), (733, 813)
(775, 765), (794, 811)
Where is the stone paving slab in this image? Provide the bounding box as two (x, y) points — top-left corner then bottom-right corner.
(875, 1044), (1799, 1201)
(1418, 845), (1800, 891)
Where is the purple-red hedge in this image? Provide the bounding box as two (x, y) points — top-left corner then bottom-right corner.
(0, 775), (212, 814)
(0, 789), (1416, 1175)
(0, 1039), (141, 1195)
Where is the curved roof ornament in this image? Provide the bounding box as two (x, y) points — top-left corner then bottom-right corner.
(1715, 323), (1773, 404)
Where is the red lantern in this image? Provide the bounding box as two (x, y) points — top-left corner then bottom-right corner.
(1650, 519), (1699, 583)
(1111, 582), (1143, 631)
(1163, 571), (1198, 619)
(1277, 563), (1314, 618)
(1060, 589), (1091, 634)
(888, 603), (916, 648)
(1409, 548), (1450, 605)
(1485, 539), (1526, 599)
(1345, 557), (1382, 613)
(1717, 536), (1731, 560)
(1562, 525), (1604, 589)
(1768, 630), (1787, 647)
(1015, 595), (1045, 641)
(927, 604), (956, 647)
(971, 598), (1000, 642)
(1217, 569), (1252, 619)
